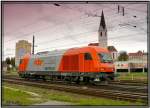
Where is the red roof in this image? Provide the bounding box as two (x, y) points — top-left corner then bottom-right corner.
(88, 43), (99, 46)
(88, 43), (118, 52)
(128, 51), (143, 56)
(107, 46), (117, 52)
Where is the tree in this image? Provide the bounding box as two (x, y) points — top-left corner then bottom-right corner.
(10, 57), (15, 68)
(2, 60), (5, 66)
(5, 57), (11, 65)
(5, 57), (11, 71)
(118, 51), (128, 61)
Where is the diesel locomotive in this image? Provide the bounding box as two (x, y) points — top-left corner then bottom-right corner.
(18, 46), (115, 83)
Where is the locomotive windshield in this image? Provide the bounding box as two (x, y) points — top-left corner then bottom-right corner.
(98, 53), (113, 63)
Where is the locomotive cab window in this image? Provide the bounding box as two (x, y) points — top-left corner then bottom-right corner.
(84, 53), (92, 60)
(98, 53), (113, 63)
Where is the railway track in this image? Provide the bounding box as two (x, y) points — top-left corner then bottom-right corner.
(109, 80), (147, 86)
(3, 77), (148, 104)
(3, 75), (147, 93)
(3, 74), (147, 85)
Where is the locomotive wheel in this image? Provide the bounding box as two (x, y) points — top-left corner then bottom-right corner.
(108, 73), (115, 80)
(60, 76), (64, 81)
(75, 76), (80, 84)
(89, 78), (95, 85)
(34, 75), (40, 80)
(64, 76), (71, 83)
(109, 76), (114, 80)
(42, 76), (46, 81)
(19, 74), (24, 78)
(83, 77), (90, 84)
(100, 77), (106, 81)
(50, 75), (54, 81)
(24, 75), (30, 80)
(67, 76), (72, 84)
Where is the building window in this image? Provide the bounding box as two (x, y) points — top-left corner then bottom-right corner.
(113, 53), (115, 59)
(84, 53), (92, 60)
(100, 32), (102, 37)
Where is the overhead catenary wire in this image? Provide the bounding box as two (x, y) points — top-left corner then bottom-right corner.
(3, 22), (146, 54)
(5, 10), (146, 43)
(5, 3), (104, 37)
(1, 4), (127, 38)
(4, 16), (146, 47)
(4, 21), (146, 54)
(4, 4), (147, 58)
(4, 3), (146, 37)
(4, 29), (146, 55)
(4, 3), (146, 42)
(5, 4), (72, 36)
(4, 33), (146, 58)
(36, 31), (146, 52)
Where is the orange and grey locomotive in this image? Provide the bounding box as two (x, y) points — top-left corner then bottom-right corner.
(18, 46), (115, 83)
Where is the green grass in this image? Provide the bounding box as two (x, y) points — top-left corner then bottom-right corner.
(2, 82), (145, 106)
(4, 69), (18, 76)
(2, 87), (43, 105)
(46, 93), (142, 105)
(116, 72), (147, 81)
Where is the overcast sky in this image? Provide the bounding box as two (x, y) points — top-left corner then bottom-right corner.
(3, 2), (147, 59)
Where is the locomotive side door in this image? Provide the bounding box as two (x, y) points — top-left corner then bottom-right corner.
(83, 52), (93, 72)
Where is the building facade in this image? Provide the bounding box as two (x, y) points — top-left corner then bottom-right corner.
(15, 40), (32, 67)
(128, 50), (147, 69)
(115, 61), (129, 69)
(107, 46), (118, 61)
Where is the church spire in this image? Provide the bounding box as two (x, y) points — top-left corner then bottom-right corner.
(98, 10), (107, 48)
(99, 10), (106, 30)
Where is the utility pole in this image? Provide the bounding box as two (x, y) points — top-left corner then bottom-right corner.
(142, 51), (145, 73)
(128, 62), (130, 74)
(122, 7), (125, 16)
(32, 35), (35, 54)
(118, 5), (120, 13)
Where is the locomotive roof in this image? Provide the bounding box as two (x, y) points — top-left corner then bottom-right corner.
(32, 49), (67, 58)
(29, 46), (108, 58)
(69, 46), (108, 52)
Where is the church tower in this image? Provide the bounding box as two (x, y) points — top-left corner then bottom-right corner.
(98, 10), (107, 48)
